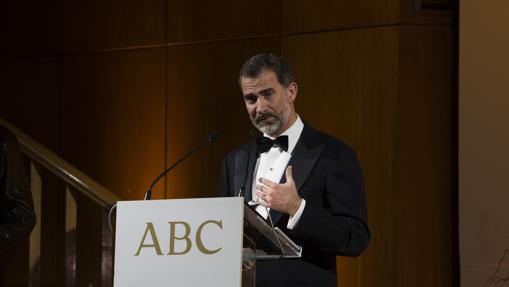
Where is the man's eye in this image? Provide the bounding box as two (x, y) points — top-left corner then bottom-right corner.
(245, 96), (256, 104)
(262, 91), (273, 97)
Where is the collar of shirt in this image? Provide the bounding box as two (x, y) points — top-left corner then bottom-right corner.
(263, 115), (304, 155)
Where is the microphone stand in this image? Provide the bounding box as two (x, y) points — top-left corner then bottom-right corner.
(108, 131), (220, 232)
(144, 131), (220, 200)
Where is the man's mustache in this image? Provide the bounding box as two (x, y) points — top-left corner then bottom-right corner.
(254, 112), (277, 123)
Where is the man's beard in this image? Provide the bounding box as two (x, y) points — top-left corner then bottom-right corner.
(251, 111), (288, 136)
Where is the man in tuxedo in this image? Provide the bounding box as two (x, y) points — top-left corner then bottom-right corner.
(219, 53), (370, 287)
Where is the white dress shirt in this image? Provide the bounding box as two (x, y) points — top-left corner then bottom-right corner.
(252, 116), (306, 229)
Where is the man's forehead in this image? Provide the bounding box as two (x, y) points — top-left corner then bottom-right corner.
(241, 70), (278, 93)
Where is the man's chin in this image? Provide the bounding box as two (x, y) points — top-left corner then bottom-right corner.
(256, 123), (281, 136)
(251, 116), (283, 135)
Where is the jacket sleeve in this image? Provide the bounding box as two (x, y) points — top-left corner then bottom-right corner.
(0, 129), (36, 264)
(291, 146), (370, 256)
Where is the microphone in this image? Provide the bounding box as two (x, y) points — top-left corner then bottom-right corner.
(237, 129), (259, 198)
(144, 131), (220, 200)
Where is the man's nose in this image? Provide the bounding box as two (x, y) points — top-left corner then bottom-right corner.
(256, 98), (268, 113)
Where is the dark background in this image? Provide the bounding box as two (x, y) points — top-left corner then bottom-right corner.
(0, 0), (457, 286)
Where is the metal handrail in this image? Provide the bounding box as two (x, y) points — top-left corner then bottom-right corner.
(0, 117), (120, 209)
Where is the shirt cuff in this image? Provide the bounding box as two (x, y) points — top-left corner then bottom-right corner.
(287, 199), (306, 230)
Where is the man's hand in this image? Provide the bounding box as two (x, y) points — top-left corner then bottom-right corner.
(256, 165), (302, 215)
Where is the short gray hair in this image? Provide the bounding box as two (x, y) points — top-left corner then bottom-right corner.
(239, 53), (294, 87)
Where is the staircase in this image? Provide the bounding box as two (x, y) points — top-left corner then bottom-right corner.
(1, 118), (121, 287)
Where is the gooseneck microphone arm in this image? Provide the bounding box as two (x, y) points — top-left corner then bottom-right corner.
(144, 131), (220, 200)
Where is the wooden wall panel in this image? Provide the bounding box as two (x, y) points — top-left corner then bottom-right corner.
(396, 25), (453, 287)
(0, 1), (60, 56)
(0, 58), (60, 151)
(167, 0), (280, 43)
(399, 0), (453, 24)
(282, 27), (400, 287)
(61, 0), (166, 52)
(282, 0), (399, 34)
(59, 48), (166, 200)
(165, 38), (280, 199)
(460, 0), (509, 284)
(355, 27), (400, 287)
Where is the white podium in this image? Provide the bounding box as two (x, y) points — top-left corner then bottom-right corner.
(113, 197), (244, 287)
(113, 197), (302, 287)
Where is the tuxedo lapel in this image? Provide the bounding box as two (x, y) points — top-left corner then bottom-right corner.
(288, 130), (324, 193)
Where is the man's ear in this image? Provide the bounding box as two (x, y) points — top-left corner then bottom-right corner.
(287, 82), (298, 103)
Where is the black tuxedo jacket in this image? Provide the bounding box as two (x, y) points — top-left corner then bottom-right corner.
(219, 124), (370, 287)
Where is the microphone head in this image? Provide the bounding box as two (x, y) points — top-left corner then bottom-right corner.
(144, 189), (152, 200)
(208, 131), (220, 142)
(248, 200), (259, 206)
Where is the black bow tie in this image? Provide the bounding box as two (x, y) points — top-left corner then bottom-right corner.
(256, 135), (289, 154)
